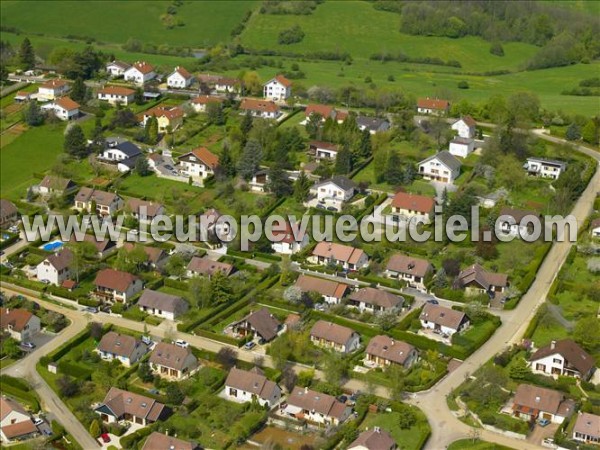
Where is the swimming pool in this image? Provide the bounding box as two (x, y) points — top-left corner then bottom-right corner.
(40, 240), (64, 252)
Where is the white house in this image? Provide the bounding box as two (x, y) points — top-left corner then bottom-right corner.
(572, 413), (600, 445)
(356, 116), (390, 134)
(512, 384), (574, 425)
(591, 218), (600, 238)
(41, 97), (80, 121)
(294, 275), (349, 305)
(96, 331), (147, 367)
(124, 61), (156, 85)
(105, 60), (131, 78)
(101, 140), (142, 163)
(523, 157), (567, 180)
(149, 342), (198, 380)
(310, 320), (360, 354)
(269, 221), (309, 255)
(167, 66), (194, 89)
(98, 86), (135, 105)
(94, 388), (165, 426)
(0, 397), (37, 443)
(36, 249), (73, 286)
(215, 77), (240, 93)
(529, 339), (595, 380)
(390, 191), (435, 223)
(419, 303), (470, 336)
(347, 287), (404, 315)
(418, 151), (461, 184)
(37, 79), (70, 101)
(310, 176), (356, 210)
(93, 269), (143, 303)
(416, 98), (449, 115)
(38, 175), (77, 196)
(224, 367), (281, 407)
(263, 74), (292, 101)
(497, 207), (539, 237)
(0, 308), (41, 342)
(385, 254), (433, 292)
(190, 95), (224, 113)
(74, 187), (123, 215)
(178, 147), (219, 181)
(284, 387), (352, 426)
(448, 137), (475, 158)
(451, 116), (477, 139)
(309, 140), (338, 160)
(240, 98), (281, 119)
(138, 289), (188, 321)
(309, 241), (369, 271)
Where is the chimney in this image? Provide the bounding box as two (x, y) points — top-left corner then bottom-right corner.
(304, 386), (308, 394)
(374, 426), (380, 433)
(391, 339), (395, 346)
(551, 340), (556, 350)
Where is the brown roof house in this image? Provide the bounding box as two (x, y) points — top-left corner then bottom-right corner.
(93, 268), (143, 303)
(310, 320), (360, 354)
(240, 98), (281, 119)
(126, 198), (165, 222)
(309, 242), (369, 271)
(511, 384), (575, 424)
(309, 140), (339, 161)
(283, 387), (352, 426)
(294, 275), (349, 305)
(69, 234), (117, 258)
(96, 331), (147, 367)
(0, 397), (37, 443)
(191, 95), (224, 113)
(0, 199), (18, 228)
(38, 175), (77, 196)
(138, 289), (188, 321)
(365, 335), (418, 370)
(74, 187), (123, 216)
(497, 207), (541, 238)
(348, 428), (397, 450)
(385, 254), (433, 292)
(149, 342), (198, 380)
(36, 248), (73, 286)
(454, 264), (508, 300)
(178, 147), (220, 183)
(417, 98), (450, 115)
(122, 243), (168, 270)
(572, 412), (600, 445)
(390, 192), (436, 223)
(224, 367), (281, 407)
(167, 66), (195, 89)
(347, 287), (404, 314)
(230, 308), (282, 343)
(529, 339), (595, 381)
(94, 387), (166, 426)
(0, 308), (41, 342)
(97, 86), (136, 106)
(186, 256), (233, 279)
(141, 432), (199, 450)
(419, 303), (469, 337)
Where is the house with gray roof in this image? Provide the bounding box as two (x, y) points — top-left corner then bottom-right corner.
(356, 116), (390, 134)
(138, 289), (188, 320)
(224, 367), (281, 407)
(418, 151), (462, 183)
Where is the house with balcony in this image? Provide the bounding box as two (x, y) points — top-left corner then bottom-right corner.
(385, 254), (433, 292)
(96, 331), (147, 367)
(529, 339), (595, 380)
(283, 387), (352, 426)
(511, 384), (575, 424)
(365, 335), (418, 370)
(0, 308), (40, 342)
(94, 387), (166, 425)
(149, 342), (198, 380)
(523, 157), (566, 180)
(93, 269), (143, 303)
(73, 187), (123, 216)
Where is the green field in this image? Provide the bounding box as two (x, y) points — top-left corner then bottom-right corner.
(1, 0), (257, 47)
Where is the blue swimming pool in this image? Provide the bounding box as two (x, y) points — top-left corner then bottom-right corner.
(40, 240), (64, 252)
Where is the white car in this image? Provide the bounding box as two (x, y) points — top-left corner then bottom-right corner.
(174, 339), (189, 348)
(33, 418), (44, 426)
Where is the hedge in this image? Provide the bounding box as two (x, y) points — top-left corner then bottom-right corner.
(118, 426), (153, 450)
(258, 298), (304, 313)
(0, 376), (40, 411)
(46, 328), (91, 362)
(57, 361), (92, 381)
(193, 328), (245, 347)
(163, 278), (189, 291)
(0, 275), (48, 292)
(0, 233), (19, 250)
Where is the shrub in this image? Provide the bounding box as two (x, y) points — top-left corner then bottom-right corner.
(278, 25), (305, 45)
(489, 42), (505, 56)
(457, 80), (469, 89)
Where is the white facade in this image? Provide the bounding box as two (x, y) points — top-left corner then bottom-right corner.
(418, 157), (460, 183)
(224, 385), (281, 408)
(524, 158), (566, 180)
(448, 139), (475, 158)
(37, 83), (69, 101)
(313, 181), (354, 203)
(167, 69), (193, 89)
(0, 404), (34, 443)
(36, 260), (70, 286)
(271, 234), (309, 255)
(124, 66), (155, 85)
(97, 345), (146, 367)
(105, 62), (129, 77)
(451, 119), (476, 139)
(98, 91), (134, 105)
(310, 333), (360, 354)
(419, 319), (467, 336)
(102, 148), (133, 161)
(263, 78), (291, 101)
(41, 102), (78, 121)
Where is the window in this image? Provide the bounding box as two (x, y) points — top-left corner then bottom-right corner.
(553, 358), (562, 364)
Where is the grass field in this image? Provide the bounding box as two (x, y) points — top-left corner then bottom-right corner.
(448, 439), (516, 450)
(1, 1), (257, 47)
(361, 409), (430, 450)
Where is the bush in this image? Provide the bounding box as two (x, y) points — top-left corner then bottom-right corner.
(278, 25), (305, 45)
(457, 80), (469, 89)
(58, 361), (93, 380)
(489, 42), (505, 56)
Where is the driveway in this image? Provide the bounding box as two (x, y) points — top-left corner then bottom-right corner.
(527, 423), (559, 446)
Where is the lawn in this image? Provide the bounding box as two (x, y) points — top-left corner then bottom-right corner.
(361, 408), (430, 450)
(448, 439), (516, 450)
(351, 159), (436, 195)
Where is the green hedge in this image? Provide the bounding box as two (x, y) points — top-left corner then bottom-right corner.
(258, 298), (304, 313)
(163, 278), (189, 291)
(0, 233), (19, 250)
(57, 361), (92, 380)
(118, 426), (153, 450)
(46, 328), (91, 362)
(193, 328), (245, 347)
(0, 376), (40, 411)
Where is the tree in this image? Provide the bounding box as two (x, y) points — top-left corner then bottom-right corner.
(70, 78), (87, 102)
(218, 143), (236, 179)
(387, 364), (405, 402)
(165, 254), (185, 279)
(2, 338), (21, 358)
(375, 311), (397, 331)
(509, 358), (531, 379)
(283, 286), (303, 304)
(134, 88), (144, 105)
(165, 383), (185, 404)
(89, 117), (105, 153)
(282, 366), (298, 392)
(565, 123), (581, 141)
(266, 162), (292, 196)
(240, 110), (253, 146)
(206, 102), (225, 125)
(89, 419), (101, 438)
(294, 171), (312, 203)
(22, 101), (43, 126)
(507, 92), (540, 124)
(144, 116), (159, 145)
(210, 270), (232, 304)
(442, 259), (460, 277)
(63, 124), (88, 158)
(489, 42), (504, 56)
(434, 268), (448, 289)
(305, 113), (322, 139)
(357, 129), (372, 158)
(397, 403), (417, 429)
(322, 352), (347, 385)
(135, 156), (151, 177)
(188, 277), (211, 308)
(216, 347), (237, 369)
(573, 317), (600, 353)
(385, 150), (403, 185)
(334, 147), (353, 174)
(476, 226), (498, 260)
(110, 108), (138, 128)
(57, 376), (79, 397)
(18, 38), (35, 69)
(582, 117), (600, 145)
(237, 139), (262, 180)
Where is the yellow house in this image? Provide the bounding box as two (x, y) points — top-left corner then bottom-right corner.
(141, 106), (184, 132)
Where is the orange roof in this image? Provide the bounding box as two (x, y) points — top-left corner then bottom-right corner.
(191, 147), (219, 169)
(305, 104), (334, 118)
(144, 106), (184, 120)
(99, 86), (135, 96)
(132, 61), (154, 75)
(391, 191), (435, 214)
(15, 91), (30, 97)
(94, 268), (139, 292)
(274, 74), (292, 87)
(173, 66), (192, 79)
(417, 98), (449, 110)
(55, 96), (80, 111)
(191, 95), (224, 105)
(0, 308), (35, 332)
(40, 79), (69, 90)
(240, 98), (279, 113)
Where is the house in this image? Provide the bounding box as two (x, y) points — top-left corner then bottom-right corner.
(122, 243), (167, 270)
(74, 187), (123, 215)
(37, 79), (69, 101)
(186, 256), (233, 278)
(0, 308), (40, 342)
(498, 207), (539, 237)
(448, 137), (475, 158)
(294, 275), (349, 305)
(230, 308), (282, 343)
(347, 287), (404, 314)
(93, 268), (143, 303)
(105, 60), (131, 78)
(310, 320), (360, 354)
(198, 208), (232, 242)
(390, 191), (435, 223)
(178, 147), (219, 181)
(451, 116), (477, 139)
(149, 342), (198, 380)
(269, 221), (309, 255)
(283, 387), (352, 426)
(529, 339), (595, 380)
(304, 104), (336, 123)
(53, 97), (80, 120)
(591, 218), (600, 238)
(138, 289), (188, 321)
(124, 61), (156, 85)
(454, 264), (508, 299)
(365, 336), (418, 369)
(249, 170), (270, 192)
(215, 77), (240, 93)
(0, 200), (18, 228)
(311, 176), (356, 209)
(416, 98), (450, 115)
(125, 198), (165, 222)
(224, 367), (281, 407)
(385, 254), (433, 292)
(523, 157), (567, 180)
(309, 242), (369, 271)
(511, 384), (574, 424)
(69, 234), (116, 258)
(572, 412), (600, 445)
(263, 74), (292, 101)
(94, 387), (166, 425)
(167, 66), (194, 89)
(96, 331), (147, 367)
(98, 86), (135, 105)
(13, 91), (32, 102)
(418, 151), (462, 183)
(141, 106), (184, 132)
(190, 95), (224, 113)
(419, 303), (470, 336)
(0, 397), (37, 443)
(240, 98), (281, 119)
(101, 140), (143, 173)
(36, 249), (73, 286)
(38, 176), (76, 196)
(356, 116), (390, 134)
(348, 428), (397, 450)
(309, 141), (339, 160)
(142, 432), (199, 450)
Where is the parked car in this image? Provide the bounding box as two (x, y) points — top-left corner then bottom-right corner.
(33, 418), (44, 426)
(40, 279), (50, 284)
(21, 342), (35, 349)
(427, 299), (439, 305)
(538, 418), (551, 427)
(141, 336), (152, 346)
(84, 307), (98, 313)
(244, 341), (256, 350)
(100, 433), (111, 443)
(326, 206), (338, 211)
(174, 339), (189, 348)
